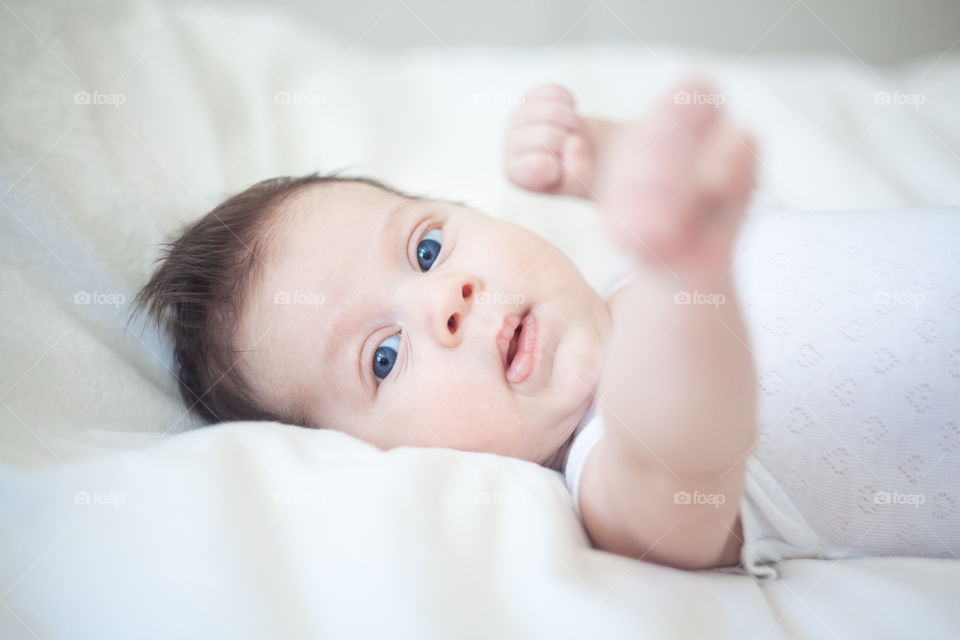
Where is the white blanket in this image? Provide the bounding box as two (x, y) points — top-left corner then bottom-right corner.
(2, 0), (959, 637)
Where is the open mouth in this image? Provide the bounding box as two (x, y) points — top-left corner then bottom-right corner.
(506, 321), (523, 368)
(498, 310), (537, 384)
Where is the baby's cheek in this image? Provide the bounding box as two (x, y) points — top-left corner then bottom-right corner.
(408, 381), (508, 452)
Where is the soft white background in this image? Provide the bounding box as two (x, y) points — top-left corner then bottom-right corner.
(245, 0), (960, 63)
(1, 0), (959, 638)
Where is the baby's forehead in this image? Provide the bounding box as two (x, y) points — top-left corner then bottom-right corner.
(273, 182), (479, 269)
(281, 179), (469, 226)
(281, 180), (400, 228)
(249, 180), (420, 327)
(242, 184), (405, 411)
(263, 182), (392, 282)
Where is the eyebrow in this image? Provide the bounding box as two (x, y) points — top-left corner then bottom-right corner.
(328, 199), (411, 405)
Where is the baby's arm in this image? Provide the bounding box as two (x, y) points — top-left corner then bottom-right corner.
(514, 83), (758, 570)
(588, 263), (755, 569)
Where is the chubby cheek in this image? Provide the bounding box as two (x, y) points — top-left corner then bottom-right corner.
(491, 226), (548, 271)
(394, 372), (518, 454)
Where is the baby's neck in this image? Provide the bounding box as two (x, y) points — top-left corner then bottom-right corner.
(539, 399), (595, 472)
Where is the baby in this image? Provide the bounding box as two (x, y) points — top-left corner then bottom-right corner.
(137, 82), (960, 580)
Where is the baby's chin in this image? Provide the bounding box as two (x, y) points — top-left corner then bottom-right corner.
(542, 319), (604, 412)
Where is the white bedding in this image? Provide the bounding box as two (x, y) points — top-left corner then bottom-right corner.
(2, 0), (959, 637)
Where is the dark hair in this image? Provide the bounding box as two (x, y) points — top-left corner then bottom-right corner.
(133, 172), (406, 427)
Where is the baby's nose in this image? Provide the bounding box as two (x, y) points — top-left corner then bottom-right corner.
(431, 275), (481, 348)
(444, 281), (475, 335)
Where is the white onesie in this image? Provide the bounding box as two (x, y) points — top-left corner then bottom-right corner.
(563, 205), (960, 581)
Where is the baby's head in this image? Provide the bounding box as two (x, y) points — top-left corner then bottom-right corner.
(137, 174), (610, 467)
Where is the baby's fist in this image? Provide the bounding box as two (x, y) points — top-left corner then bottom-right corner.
(503, 85), (592, 198)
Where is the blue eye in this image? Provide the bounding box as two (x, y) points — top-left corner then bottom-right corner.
(417, 228), (442, 272)
(372, 334), (401, 381)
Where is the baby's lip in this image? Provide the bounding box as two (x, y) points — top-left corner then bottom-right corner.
(496, 311), (527, 373)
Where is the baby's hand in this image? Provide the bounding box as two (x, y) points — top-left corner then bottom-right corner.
(595, 81), (757, 279)
(503, 84), (595, 199)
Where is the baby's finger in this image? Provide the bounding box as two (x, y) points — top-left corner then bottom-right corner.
(504, 123), (569, 156)
(523, 84), (575, 106)
(512, 101), (581, 132)
(505, 150), (563, 193)
(559, 135), (593, 197)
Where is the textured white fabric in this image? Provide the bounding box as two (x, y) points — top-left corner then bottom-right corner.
(736, 205), (960, 579)
(562, 206), (960, 581)
(562, 403), (604, 520)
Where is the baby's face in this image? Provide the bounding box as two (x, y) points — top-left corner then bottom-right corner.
(238, 182), (610, 465)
